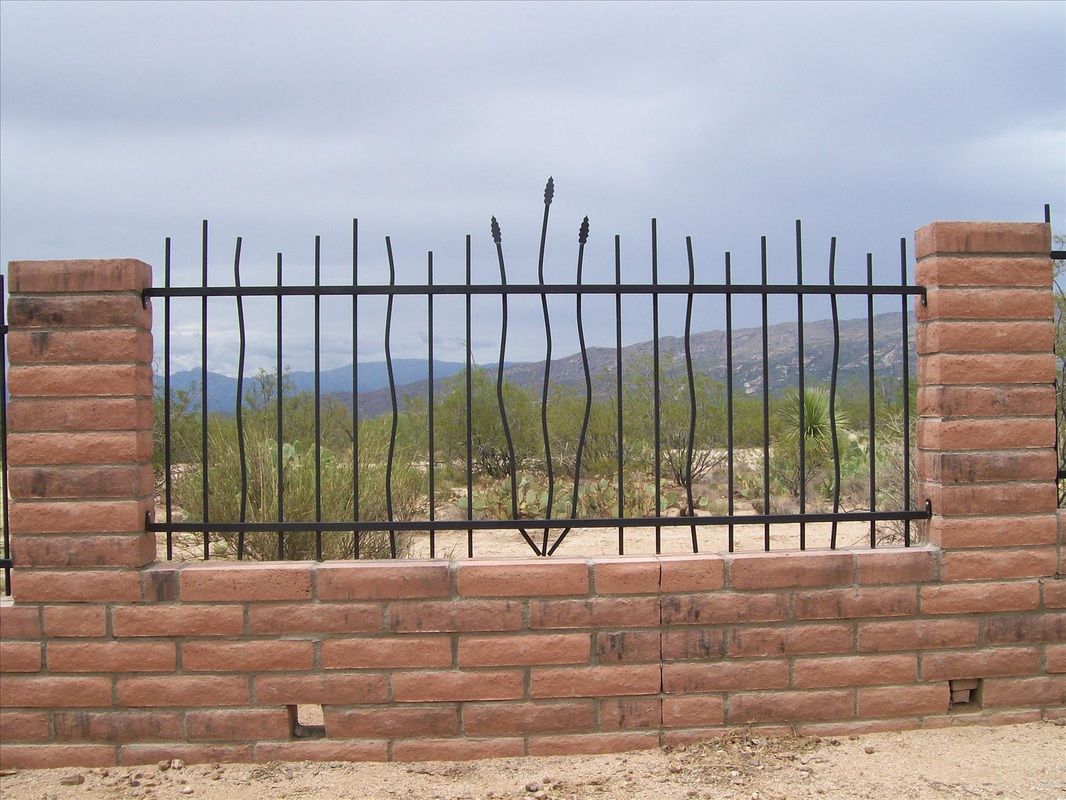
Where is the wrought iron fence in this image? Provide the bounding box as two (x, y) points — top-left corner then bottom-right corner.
(1049, 203), (1066, 502)
(1, 274), (11, 593)
(145, 181), (930, 560)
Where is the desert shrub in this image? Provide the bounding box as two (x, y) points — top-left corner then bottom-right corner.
(430, 369), (539, 480)
(169, 373), (422, 561)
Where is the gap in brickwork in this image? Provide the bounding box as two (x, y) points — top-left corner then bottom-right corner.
(948, 679), (983, 713)
(289, 704), (325, 739)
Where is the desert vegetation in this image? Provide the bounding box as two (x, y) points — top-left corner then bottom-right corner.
(155, 361), (918, 561)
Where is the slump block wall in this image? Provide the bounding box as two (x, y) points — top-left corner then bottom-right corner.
(0, 222), (1063, 768)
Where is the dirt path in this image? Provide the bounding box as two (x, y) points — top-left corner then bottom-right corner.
(404, 520), (897, 559)
(3, 721), (1063, 800)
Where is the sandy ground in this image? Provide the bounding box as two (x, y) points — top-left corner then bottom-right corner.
(404, 520), (904, 559)
(1, 722), (1063, 800)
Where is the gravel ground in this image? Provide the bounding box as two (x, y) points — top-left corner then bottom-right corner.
(2, 721), (1064, 800)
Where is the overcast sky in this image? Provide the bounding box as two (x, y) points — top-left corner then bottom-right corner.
(1, 0), (1063, 374)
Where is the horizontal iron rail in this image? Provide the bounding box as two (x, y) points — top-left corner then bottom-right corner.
(149, 507), (931, 535)
(145, 282), (926, 299)
(1052, 250), (1066, 260)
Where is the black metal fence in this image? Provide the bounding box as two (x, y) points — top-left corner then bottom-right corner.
(145, 182), (930, 560)
(1, 274), (11, 593)
(1049, 203), (1066, 502)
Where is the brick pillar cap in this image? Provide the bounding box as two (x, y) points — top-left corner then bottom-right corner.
(915, 222), (1050, 260)
(8, 259), (152, 293)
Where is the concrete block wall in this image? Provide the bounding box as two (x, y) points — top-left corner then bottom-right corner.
(0, 222), (1062, 768)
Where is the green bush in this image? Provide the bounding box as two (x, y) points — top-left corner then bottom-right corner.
(168, 372), (421, 560)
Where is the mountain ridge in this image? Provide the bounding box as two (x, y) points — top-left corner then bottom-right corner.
(161, 311), (916, 415)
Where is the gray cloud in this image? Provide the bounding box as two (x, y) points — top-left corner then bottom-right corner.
(2, 0), (1063, 370)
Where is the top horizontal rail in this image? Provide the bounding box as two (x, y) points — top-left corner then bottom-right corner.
(145, 283), (926, 299)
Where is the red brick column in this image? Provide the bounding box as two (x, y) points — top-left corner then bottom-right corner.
(6, 260), (154, 602)
(915, 222), (1059, 580)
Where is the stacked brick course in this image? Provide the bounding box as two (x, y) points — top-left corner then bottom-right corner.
(0, 223), (1062, 768)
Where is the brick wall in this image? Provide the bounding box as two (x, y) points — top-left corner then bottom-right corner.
(0, 222), (1062, 769)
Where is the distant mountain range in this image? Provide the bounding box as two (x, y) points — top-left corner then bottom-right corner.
(162, 359), (466, 412)
(160, 311), (915, 415)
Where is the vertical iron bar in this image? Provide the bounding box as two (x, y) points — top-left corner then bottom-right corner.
(829, 239), (841, 549)
(900, 237), (912, 547)
(1045, 204), (1052, 224)
(352, 219), (360, 559)
(234, 237), (247, 560)
(276, 253), (285, 560)
(428, 251), (435, 559)
(796, 220), (806, 550)
(867, 253), (877, 548)
(384, 237), (398, 557)
(465, 235), (474, 557)
(163, 238), (173, 561)
(684, 236), (698, 553)
(652, 219), (662, 554)
(725, 252), (735, 553)
(538, 179), (555, 556)
(200, 220), (210, 560)
(615, 235), (624, 555)
(760, 236), (771, 551)
(314, 236), (323, 561)
(0, 275), (9, 595)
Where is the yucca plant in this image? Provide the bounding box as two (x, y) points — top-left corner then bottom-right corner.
(772, 387), (849, 503)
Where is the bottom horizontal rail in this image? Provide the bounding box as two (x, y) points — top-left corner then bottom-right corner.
(148, 507), (931, 535)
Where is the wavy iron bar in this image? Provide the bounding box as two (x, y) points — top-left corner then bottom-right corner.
(829, 237), (842, 549)
(147, 180), (930, 561)
(546, 216), (593, 557)
(384, 236), (399, 558)
(538, 178), (556, 556)
(683, 236), (698, 552)
(492, 216), (542, 556)
(233, 236), (247, 559)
